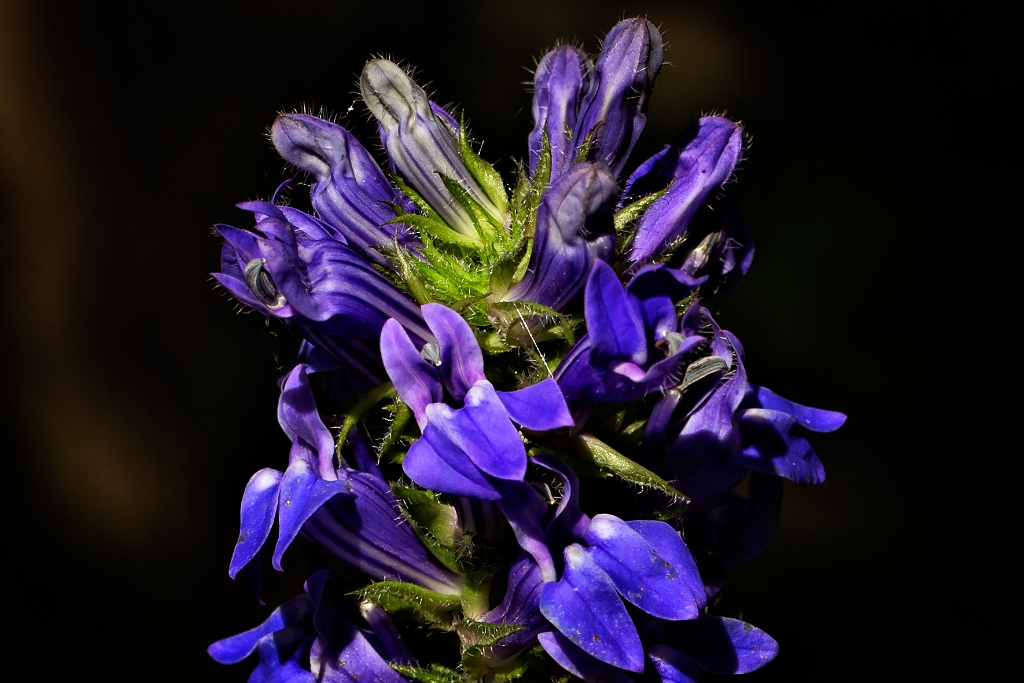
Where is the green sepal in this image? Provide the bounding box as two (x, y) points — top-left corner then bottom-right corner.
(357, 582), (461, 630)
(574, 127), (596, 164)
(387, 214), (483, 249)
(476, 329), (511, 355)
(392, 485), (469, 574)
(457, 620), (524, 650)
(488, 239), (529, 299)
(439, 174), (502, 241)
(390, 664), (475, 683)
(543, 434), (689, 502)
(391, 246), (433, 304)
(379, 401), (415, 460)
(457, 119), (510, 218)
(335, 382), (396, 466)
(392, 175), (444, 223)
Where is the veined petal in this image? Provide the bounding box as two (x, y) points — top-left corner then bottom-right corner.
(482, 553), (548, 660)
(274, 460), (352, 570)
(361, 59), (502, 236)
(422, 303), (485, 401)
(530, 45), (591, 178)
(576, 18), (664, 176)
(540, 544), (644, 672)
(629, 117), (744, 264)
(531, 454), (591, 546)
(496, 377), (574, 431)
(506, 162), (617, 311)
(303, 472), (465, 594)
(538, 631), (634, 683)
(584, 515), (701, 620)
(380, 318), (442, 430)
(229, 468), (284, 579)
(250, 631), (316, 683)
(271, 113), (416, 268)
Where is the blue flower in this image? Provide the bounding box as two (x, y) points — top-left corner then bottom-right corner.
(229, 364), (464, 597)
(381, 303), (573, 500)
(211, 15), (843, 683)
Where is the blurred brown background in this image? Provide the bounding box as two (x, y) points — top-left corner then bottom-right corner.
(0, 1), (997, 680)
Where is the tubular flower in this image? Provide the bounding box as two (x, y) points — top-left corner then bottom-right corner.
(210, 16), (844, 683)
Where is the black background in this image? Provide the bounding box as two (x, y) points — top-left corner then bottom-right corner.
(0, 1), (1000, 679)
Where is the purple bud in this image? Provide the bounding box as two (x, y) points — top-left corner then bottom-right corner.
(628, 116), (744, 264)
(360, 59), (503, 236)
(504, 161), (618, 310)
(271, 114), (416, 268)
(529, 45), (591, 179)
(576, 18), (664, 176)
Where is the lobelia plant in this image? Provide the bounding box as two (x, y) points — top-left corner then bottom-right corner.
(209, 17), (845, 683)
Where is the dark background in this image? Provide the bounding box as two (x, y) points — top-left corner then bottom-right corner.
(0, 1), (998, 679)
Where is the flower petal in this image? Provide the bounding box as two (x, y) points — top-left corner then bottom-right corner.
(735, 409), (827, 485)
(625, 520), (705, 610)
(303, 473), (464, 594)
(273, 460), (352, 570)
(540, 544), (644, 672)
(629, 117), (744, 264)
(584, 515), (701, 620)
(505, 162), (617, 311)
(361, 59), (503, 235)
(430, 383), (526, 480)
(576, 18), (664, 176)
(422, 303), (485, 401)
(530, 45), (591, 178)
(278, 365), (337, 479)
(496, 378), (574, 431)
(403, 422), (503, 500)
(647, 646), (704, 683)
(229, 468), (283, 579)
(380, 318), (442, 430)
(741, 384), (846, 432)
(670, 616), (778, 674)
(497, 481), (557, 581)
(585, 260), (647, 368)
(271, 113), (415, 268)
(538, 631), (634, 683)
(208, 594), (315, 664)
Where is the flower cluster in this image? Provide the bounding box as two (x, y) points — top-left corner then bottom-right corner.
(209, 18), (844, 683)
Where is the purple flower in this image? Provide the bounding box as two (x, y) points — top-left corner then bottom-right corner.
(625, 117), (744, 266)
(214, 201), (429, 388)
(529, 44), (591, 179)
(210, 570), (413, 683)
(271, 113), (419, 269)
(644, 312), (846, 502)
(503, 162), (618, 311)
(380, 303), (573, 500)
(555, 260), (706, 421)
(229, 364), (464, 597)
(575, 18), (664, 176)
(361, 59), (506, 238)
